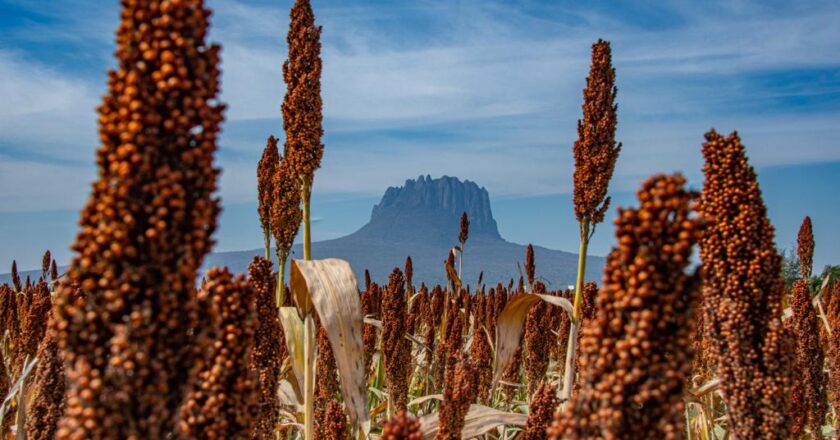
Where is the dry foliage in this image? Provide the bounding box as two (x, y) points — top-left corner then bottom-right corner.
(1, 1), (836, 439)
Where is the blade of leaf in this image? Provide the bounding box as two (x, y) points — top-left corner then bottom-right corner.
(290, 258), (370, 434)
(408, 394), (443, 408)
(535, 294), (574, 316)
(418, 404), (528, 440)
(278, 379), (303, 409)
(278, 307), (306, 398)
(493, 294), (541, 384)
(493, 293), (573, 385)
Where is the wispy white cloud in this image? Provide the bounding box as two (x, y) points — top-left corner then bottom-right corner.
(0, 50), (99, 162)
(1, 0), (839, 207)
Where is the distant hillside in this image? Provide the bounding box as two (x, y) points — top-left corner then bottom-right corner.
(206, 175), (604, 287)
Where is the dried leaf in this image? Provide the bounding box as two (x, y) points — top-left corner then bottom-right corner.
(0, 356), (38, 430)
(278, 379), (302, 409)
(687, 377), (721, 397)
(278, 306), (306, 398)
(364, 317), (382, 328)
(493, 293), (571, 384)
(290, 258), (370, 433)
(408, 394), (443, 408)
(535, 294), (573, 316)
(418, 404), (527, 440)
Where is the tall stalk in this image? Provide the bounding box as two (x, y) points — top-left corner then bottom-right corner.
(561, 221), (589, 399)
(302, 182), (312, 261)
(458, 212), (469, 280)
(561, 38), (620, 401)
(281, 0), (326, 435)
(301, 180), (314, 440)
(571, 221), (590, 322)
(276, 250), (287, 308)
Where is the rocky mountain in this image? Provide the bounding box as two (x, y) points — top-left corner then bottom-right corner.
(2, 176), (605, 288)
(205, 175), (605, 288)
(358, 175), (501, 244)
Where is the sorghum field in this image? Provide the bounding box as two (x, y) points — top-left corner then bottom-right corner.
(1, 1), (838, 439)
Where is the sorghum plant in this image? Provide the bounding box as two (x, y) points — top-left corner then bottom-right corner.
(282, 0), (324, 261)
(826, 281), (840, 430)
(41, 250), (51, 280)
(277, 7), (325, 433)
(469, 299), (493, 404)
(405, 256), (414, 293)
(563, 38), (622, 398)
(435, 354), (478, 440)
(178, 268), (258, 439)
(15, 280), (50, 374)
(382, 268), (411, 411)
(785, 320), (807, 437)
(314, 319), (340, 439)
(525, 284), (551, 394)
(25, 323), (64, 440)
(572, 38), (621, 227)
(10, 261), (21, 292)
(361, 282), (381, 373)
(790, 279), (828, 437)
(699, 130), (793, 439)
(524, 383), (558, 440)
(382, 410), (422, 440)
(525, 244), (535, 288)
(270, 159), (302, 304)
(0, 285), (20, 354)
(459, 212), (469, 245)
(550, 174), (702, 439)
(54, 0), (223, 436)
(248, 257), (283, 439)
(321, 401), (348, 440)
(797, 216), (815, 281)
(257, 136), (280, 260)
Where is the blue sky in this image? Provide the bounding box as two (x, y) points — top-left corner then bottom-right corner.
(1, 0), (839, 271)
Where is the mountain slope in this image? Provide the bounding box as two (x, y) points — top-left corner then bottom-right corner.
(206, 175), (604, 287)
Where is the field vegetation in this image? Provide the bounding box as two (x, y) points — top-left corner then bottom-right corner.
(0, 0), (837, 439)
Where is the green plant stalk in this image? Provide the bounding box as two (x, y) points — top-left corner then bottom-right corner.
(560, 220), (589, 400)
(571, 221), (590, 322)
(296, 178), (315, 440)
(276, 250), (287, 308)
(302, 181), (312, 261)
(263, 226), (271, 261)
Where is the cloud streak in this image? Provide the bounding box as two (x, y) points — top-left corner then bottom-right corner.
(0, 0), (838, 248)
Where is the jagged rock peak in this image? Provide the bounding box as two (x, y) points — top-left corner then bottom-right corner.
(370, 175), (500, 239)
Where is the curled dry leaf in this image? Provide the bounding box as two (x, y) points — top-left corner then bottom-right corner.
(493, 294), (573, 384)
(278, 379), (303, 415)
(290, 259), (370, 433)
(278, 306), (306, 402)
(418, 404), (528, 440)
(364, 317), (383, 328)
(408, 394), (444, 408)
(535, 295), (573, 315)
